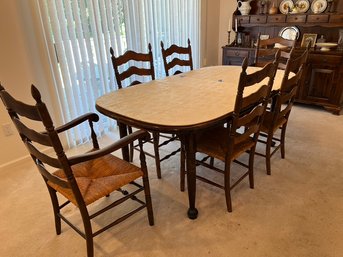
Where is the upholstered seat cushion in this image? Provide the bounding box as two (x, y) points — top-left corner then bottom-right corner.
(196, 127), (255, 162)
(47, 154), (143, 206)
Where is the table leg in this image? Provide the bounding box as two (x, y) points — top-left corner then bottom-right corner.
(118, 122), (130, 161)
(183, 132), (198, 219)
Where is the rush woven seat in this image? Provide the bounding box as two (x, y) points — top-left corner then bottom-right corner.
(0, 84), (154, 257)
(48, 154), (144, 206)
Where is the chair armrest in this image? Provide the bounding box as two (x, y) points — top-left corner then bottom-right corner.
(55, 113), (99, 133)
(68, 130), (150, 165)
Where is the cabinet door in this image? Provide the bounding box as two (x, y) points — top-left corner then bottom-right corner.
(222, 48), (254, 66)
(303, 55), (341, 104)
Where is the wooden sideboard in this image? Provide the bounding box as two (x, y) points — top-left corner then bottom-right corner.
(223, 1), (343, 114)
(223, 46), (343, 114)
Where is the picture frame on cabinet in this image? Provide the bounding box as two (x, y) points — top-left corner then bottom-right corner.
(301, 33), (317, 47)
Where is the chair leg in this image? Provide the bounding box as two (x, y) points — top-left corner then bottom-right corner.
(47, 185), (61, 235)
(280, 124), (287, 159)
(142, 176), (155, 226)
(152, 132), (162, 179)
(78, 205), (94, 257)
(85, 234), (94, 257)
(224, 160), (232, 212)
(248, 147), (255, 189)
(128, 126), (134, 162)
(180, 142), (186, 192)
(265, 131), (274, 175)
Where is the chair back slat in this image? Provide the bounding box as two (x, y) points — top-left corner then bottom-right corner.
(161, 39), (193, 76)
(166, 59), (192, 73)
(234, 123), (260, 145)
(0, 90), (42, 121)
(25, 141), (62, 168)
(13, 118), (52, 146)
(254, 35), (295, 68)
(226, 57), (277, 155)
(237, 105), (265, 128)
(110, 44), (155, 89)
(241, 85), (270, 108)
(0, 84), (80, 197)
(113, 50), (153, 65)
(164, 44), (191, 56)
(269, 48), (309, 126)
(119, 67), (154, 83)
(36, 161), (70, 188)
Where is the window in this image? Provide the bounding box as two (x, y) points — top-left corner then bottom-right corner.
(38, 0), (200, 147)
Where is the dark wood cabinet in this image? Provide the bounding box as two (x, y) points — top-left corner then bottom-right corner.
(223, 3), (343, 114)
(297, 52), (343, 114)
(222, 47), (254, 66)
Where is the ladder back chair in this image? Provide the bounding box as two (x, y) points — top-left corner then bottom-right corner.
(160, 39), (193, 190)
(161, 39), (193, 76)
(110, 44), (178, 179)
(0, 84), (154, 257)
(193, 55), (278, 212)
(256, 47), (310, 175)
(254, 34), (295, 68)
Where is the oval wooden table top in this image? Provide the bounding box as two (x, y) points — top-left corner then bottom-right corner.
(96, 65), (286, 132)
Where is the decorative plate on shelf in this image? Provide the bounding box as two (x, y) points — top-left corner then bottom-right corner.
(279, 0), (294, 14)
(311, 0), (327, 14)
(295, 0), (310, 13)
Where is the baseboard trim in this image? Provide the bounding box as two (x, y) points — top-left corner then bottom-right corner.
(0, 154), (32, 170)
(0, 147), (54, 171)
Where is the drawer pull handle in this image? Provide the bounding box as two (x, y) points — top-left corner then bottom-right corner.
(235, 52), (240, 56)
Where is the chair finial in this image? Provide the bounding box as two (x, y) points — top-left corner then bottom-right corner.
(0, 82), (4, 91)
(31, 84), (42, 103)
(161, 41), (164, 48)
(148, 43), (152, 52)
(241, 57), (248, 71)
(110, 47), (114, 56)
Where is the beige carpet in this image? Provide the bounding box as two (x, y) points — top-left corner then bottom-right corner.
(0, 104), (342, 257)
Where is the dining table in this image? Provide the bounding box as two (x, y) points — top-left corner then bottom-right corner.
(95, 65), (287, 219)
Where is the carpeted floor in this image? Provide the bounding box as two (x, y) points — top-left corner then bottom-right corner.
(1, 104), (342, 257)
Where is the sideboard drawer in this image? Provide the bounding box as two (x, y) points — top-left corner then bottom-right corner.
(225, 49), (250, 58)
(286, 15), (306, 23)
(267, 15), (286, 23)
(307, 14), (329, 23)
(237, 16), (250, 24)
(329, 14), (343, 23)
(310, 55), (342, 66)
(250, 15), (267, 24)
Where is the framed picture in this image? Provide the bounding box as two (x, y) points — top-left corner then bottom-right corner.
(301, 33), (317, 47)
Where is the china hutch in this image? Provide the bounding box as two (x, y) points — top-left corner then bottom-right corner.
(223, 0), (343, 114)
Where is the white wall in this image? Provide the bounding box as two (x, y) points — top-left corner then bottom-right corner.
(0, 0), (237, 167)
(201, 0), (237, 65)
(0, 1), (59, 168)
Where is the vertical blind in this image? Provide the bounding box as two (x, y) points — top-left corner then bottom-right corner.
(38, 0), (200, 147)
